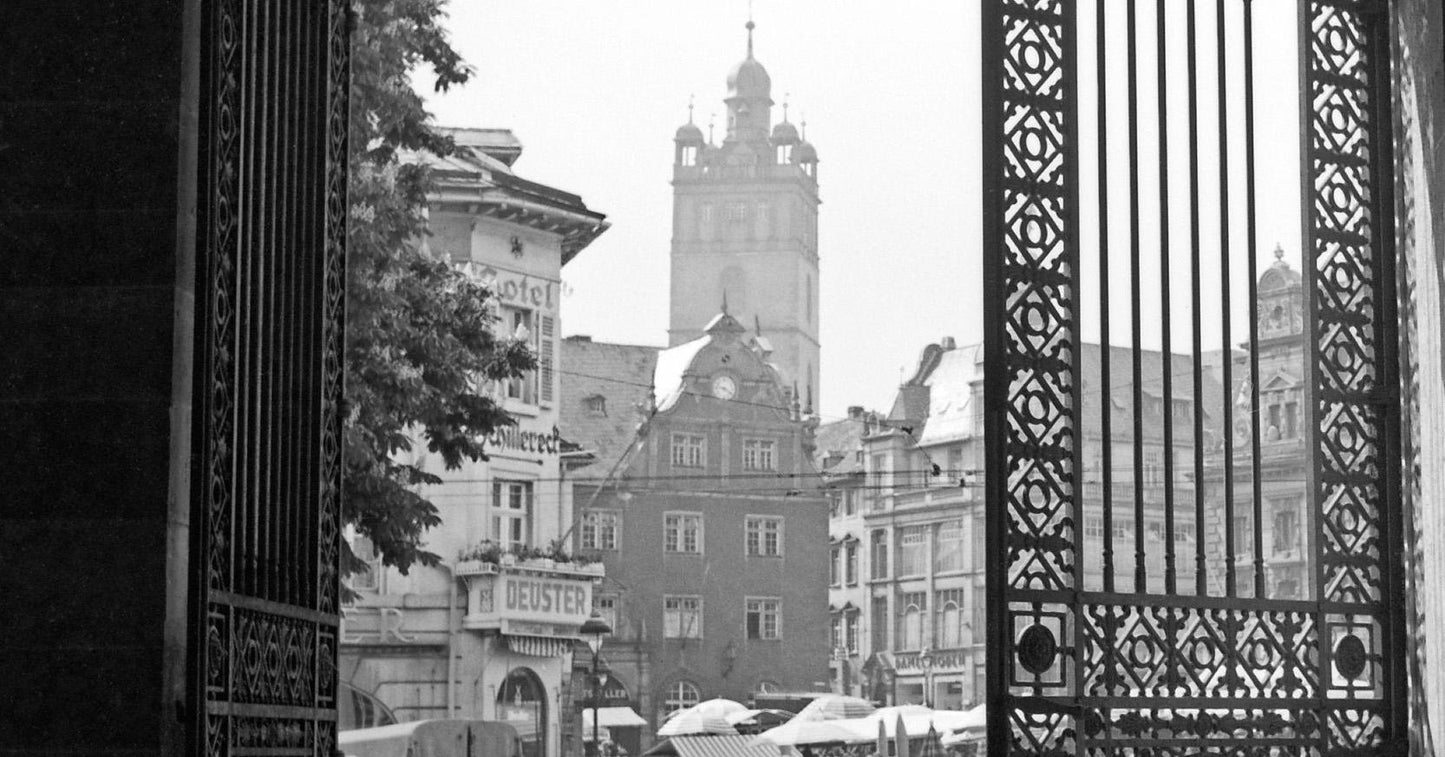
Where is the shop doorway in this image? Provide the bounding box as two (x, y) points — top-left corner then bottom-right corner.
(498, 668), (548, 757)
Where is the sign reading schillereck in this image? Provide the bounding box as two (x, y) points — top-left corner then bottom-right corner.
(463, 571), (593, 634)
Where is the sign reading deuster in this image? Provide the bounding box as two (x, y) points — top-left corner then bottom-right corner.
(500, 573), (593, 627)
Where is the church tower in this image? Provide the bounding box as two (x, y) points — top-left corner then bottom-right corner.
(669, 19), (822, 412)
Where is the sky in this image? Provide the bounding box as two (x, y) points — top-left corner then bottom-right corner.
(421, 1), (1303, 421)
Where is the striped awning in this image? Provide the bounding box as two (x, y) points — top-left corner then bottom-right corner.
(505, 634), (573, 657)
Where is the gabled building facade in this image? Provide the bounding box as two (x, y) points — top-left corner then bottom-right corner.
(562, 313), (829, 752)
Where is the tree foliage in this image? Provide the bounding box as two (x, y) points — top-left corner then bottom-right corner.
(345, 0), (532, 576)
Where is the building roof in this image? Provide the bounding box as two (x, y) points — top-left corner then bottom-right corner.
(559, 337), (660, 474)
(889, 340), (1227, 450)
(814, 414), (871, 477)
(410, 127), (610, 265)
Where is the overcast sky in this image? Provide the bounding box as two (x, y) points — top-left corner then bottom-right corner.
(422, 1), (1303, 420)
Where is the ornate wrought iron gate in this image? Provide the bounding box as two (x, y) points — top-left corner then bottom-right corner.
(981, 0), (1406, 753)
(189, 1), (349, 754)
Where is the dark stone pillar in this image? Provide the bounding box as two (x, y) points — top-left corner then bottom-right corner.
(0, 1), (197, 754)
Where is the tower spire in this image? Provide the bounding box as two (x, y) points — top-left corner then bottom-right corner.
(746, 1), (755, 58)
(782, 93), (790, 122)
(688, 94), (695, 124)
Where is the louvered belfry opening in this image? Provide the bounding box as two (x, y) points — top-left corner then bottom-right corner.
(190, 0), (349, 754)
(981, 1), (1406, 754)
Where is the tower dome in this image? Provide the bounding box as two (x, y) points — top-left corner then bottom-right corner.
(675, 121), (705, 144)
(726, 21), (773, 103)
(793, 140), (818, 164)
(770, 119), (799, 145)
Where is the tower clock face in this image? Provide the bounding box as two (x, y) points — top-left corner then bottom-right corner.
(711, 375), (737, 400)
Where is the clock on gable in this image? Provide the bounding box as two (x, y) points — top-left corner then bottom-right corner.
(711, 375), (737, 400)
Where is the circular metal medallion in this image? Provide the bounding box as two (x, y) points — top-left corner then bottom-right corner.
(1334, 634), (1368, 682)
(1016, 623), (1058, 676)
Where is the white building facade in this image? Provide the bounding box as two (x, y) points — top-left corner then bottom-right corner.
(340, 128), (609, 757)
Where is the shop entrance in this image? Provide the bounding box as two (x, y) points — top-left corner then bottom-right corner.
(498, 668), (548, 757)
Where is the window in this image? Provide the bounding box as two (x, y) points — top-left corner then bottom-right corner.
(594, 596), (618, 633)
(727, 201), (747, 223)
(1234, 515), (1253, 558)
(663, 681), (701, 717)
(897, 593), (926, 650)
(1084, 516), (1104, 540)
(846, 613), (860, 654)
(935, 589), (965, 648)
(665, 512), (703, 554)
(501, 308), (537, 404)
(699, 204), (714, 241)
(743, 439), (777, 471)
(1269, 403), (1283, 440)
(1285, 401), (1299, 439)
(584, 394), (607, 416)
(831, 615), (843, 650)
(1174, 522), (1197, 544)
(845, 542), (858, 585)
(492, 480), (533, 551)
(538, 314), (555, 404)
(843, 489), (857, 516)
(871, 530), (889, 580)
(1144, 450), (1161, 485)
(934, 519), (965, 573)
(348, 534), (380, 592)
(898, 526), (928, 577)
(671, 433), (706, 468)
(1273, 502), (1299, 554)
(871, 597), (890, 653)
(746, 598), (781, 640)
(580, 510), (619, 551)
(830, 545), (841, 585)
(972, 597), (985, 642)
(872, 454), (890, 491)
(664, 596), (702, 639)
(947, 446), (965, 480)
(746, 516), (783, 557)
(1111, 518), (1135, 540)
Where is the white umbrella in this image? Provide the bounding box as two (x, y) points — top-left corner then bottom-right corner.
(690, 698), (749, 719)
(656, 707), (738, 737)
(725, 708), (793, 726)
(749, 717), (871, 747)
(794, 694), (878, 721)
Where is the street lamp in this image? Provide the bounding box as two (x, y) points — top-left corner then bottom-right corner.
(580, 610), (612, 757)
(918, 646), (934, 708)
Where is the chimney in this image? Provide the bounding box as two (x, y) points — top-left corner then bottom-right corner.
(565, 335), (593, 342)
(847, 405), (864, 419)
(940, 336), (956, 350)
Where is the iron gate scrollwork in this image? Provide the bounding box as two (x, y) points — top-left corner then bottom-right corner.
(191, 1), (349, 755)
(981, 0), (1406, 754)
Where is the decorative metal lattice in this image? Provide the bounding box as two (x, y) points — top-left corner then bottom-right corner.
(193, 0), (348, 754)
(981, 0), (1405, 753)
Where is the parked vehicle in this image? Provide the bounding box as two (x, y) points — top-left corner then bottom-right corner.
(339, 719), (522, 757)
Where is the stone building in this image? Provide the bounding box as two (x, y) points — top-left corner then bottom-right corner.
(339, 128), (609, 757)
(561, 312), (830, 753)
(818, 340), (1222, 708)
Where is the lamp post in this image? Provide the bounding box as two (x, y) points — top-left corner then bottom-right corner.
(580, 610), (612, 757)
(918, 646), (934, 708)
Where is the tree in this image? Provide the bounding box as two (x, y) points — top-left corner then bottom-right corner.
(344, 0), (533, 577)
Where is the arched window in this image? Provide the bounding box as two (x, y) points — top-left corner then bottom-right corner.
(898, 594), (925, 651)
(663, 680), (700, 718)
(498, 668), (547, 757)
(937, 600), (961, 648)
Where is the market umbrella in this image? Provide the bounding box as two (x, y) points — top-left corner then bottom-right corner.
(794, 694), (878, 721)
(894, 715), (911, 757)
(689, 698), (749, 720)
(749, 716), (870, 748)
(656, 707), (738, 737)
(876, 718), (888, 757)
(917, 725), (940, 757)
(726, 709), (793, 729)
